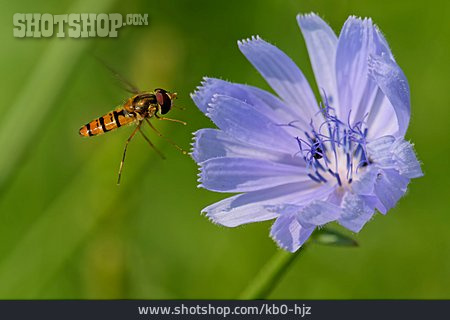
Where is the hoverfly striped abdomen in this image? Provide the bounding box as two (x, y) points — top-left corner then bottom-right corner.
(79, 109), (134, 137)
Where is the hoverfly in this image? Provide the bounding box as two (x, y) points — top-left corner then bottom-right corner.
(79, 66), (186, 184)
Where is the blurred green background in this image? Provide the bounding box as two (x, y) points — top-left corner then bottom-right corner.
(0, 0), (448, 299)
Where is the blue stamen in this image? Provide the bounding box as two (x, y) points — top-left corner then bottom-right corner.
(308, 173), (322, 183)
(297, 97), (370, 186)
(315, 171), (328, 183)
(335, 173), (342, 186)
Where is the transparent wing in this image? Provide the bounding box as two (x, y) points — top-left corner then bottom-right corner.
(95, 56), (141, 94)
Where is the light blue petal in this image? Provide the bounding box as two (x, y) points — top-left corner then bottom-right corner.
(367, 135), (396, 167)
(336, 16), (374, 121)
(297, 13), (339, 111)
(238, 36), (320, 124)
(363, 26), (400, 139)
(270, 211), (315, 252)
(365, 91), (399, 139)
(191, 129), (301, 166)
(373, 25), (394, 59)
(368, 53), (410, 137)
(298, 223), (316, 246)
(203, 182), (330, 227)
(391, 139), (423, 178)
(297, 200), (342, 227)
(367, 136), (423, 179)
(203, 193), (278, 227)
(335, 17), (402, 139)
(191, 78), (241, 114)
(263, 184), (337, 214)
(374, 169), (409, 212)
(339, 193), (375, 232)
(351, 166), (379, 195)
(191, 77), (304, 127)
(206, 95), (297, 153)
(199, 157), (309, 192)
(325, 188), (345, 206)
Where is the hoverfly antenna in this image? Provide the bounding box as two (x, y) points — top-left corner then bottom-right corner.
(172, 105), (186, 111)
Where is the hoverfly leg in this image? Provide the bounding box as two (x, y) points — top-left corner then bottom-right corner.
(155, 114), (187, 125)
(137, 126), (166, 160)
(145, 119), (188, 155)
(117, 123), (141, 185)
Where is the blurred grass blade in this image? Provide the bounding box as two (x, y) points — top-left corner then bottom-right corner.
(0, 143), (139, 297)
(0, 0), (121, 297)
(0, 0), (117, 194)
(312, 228), (359, 247)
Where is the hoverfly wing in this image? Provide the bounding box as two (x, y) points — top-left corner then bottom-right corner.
(95, 56), (141, 94)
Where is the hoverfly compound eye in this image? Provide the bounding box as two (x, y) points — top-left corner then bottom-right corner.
(155, 89), (172, 114)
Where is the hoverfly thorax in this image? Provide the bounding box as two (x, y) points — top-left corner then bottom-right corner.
(155, 88), (176, 115)
(129, 93), (155, 114)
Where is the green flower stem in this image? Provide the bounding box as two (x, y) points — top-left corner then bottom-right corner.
(239, 227), (357, 299)
(239, 246), (306, 299)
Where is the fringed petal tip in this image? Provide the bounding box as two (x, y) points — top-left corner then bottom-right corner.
(296, 12), (319, 21)
(201, 208), (219, 225)
(196, 174), (202, 185)
(392, 139), (423, 178)
(343, 15), (373, 25)
(367, 136), (423, 180)
(190, 77), (210, 98)
(190, 130), (198, 143)
(201, 208), (231, 227)
(269, 214), (301, 252)
(204, 94), (221, 118)
(296, 12), (334, 34)
(200, 206), (217, 221)
(190, 130), (202, 163)
(191, 77), (227, 114)
(296, 12), (328, 30)
(269, 233), (298, 253)
(237, 35), (262, 47)
(202, 210), (242, 229)
(196, 162), (204, 189)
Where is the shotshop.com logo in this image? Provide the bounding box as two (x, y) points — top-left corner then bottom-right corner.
(13, 13), (148, 38)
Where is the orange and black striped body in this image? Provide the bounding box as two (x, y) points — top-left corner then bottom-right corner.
(79, 89), (176, 137)
(79, 108), (136, 137)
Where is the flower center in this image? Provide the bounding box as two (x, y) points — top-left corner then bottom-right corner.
(296, 105), (370, 189)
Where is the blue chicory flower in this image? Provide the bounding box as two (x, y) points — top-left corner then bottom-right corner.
(191, 13), (423, 252)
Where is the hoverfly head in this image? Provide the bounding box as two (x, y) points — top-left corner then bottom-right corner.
(155, 88), (176, 115)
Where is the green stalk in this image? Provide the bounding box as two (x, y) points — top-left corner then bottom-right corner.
(239, 246), (305, 299)
(239, 227), (357, 299)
